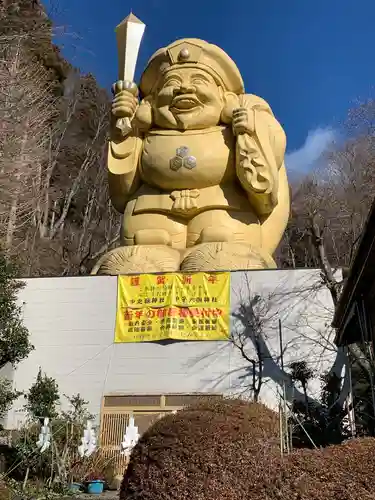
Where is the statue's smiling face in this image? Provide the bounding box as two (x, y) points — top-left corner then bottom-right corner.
(153, 67), (223, 130)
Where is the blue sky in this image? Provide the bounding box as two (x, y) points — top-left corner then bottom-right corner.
(45, 0), (375, 172)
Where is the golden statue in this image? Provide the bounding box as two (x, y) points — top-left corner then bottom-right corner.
(94, 31), (289, 274)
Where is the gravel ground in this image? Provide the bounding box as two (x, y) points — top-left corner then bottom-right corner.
(62, 493), (118, 500)
(13, 494), (119, 500)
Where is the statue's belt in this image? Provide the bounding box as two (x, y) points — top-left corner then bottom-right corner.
(131, 185), (250, 218)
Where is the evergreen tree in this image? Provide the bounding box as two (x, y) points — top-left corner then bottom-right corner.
(0, 252), (33, 420)
(290, 360), (315, 417)
(61, 393), (94, 424)
(350, 350), (375, 436)
(25, 367), (60, 422)
(289, 364), (348, 448)
(0, 379), (21, 421)
(0, 253), (33, 369)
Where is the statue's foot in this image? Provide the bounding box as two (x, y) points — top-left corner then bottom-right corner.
(180, 242), (276, 272)
(91, 245), (181, 275)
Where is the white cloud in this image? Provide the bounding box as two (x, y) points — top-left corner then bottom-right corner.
(285, 127), (337, 173)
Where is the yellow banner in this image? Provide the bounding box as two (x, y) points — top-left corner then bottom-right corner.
(115, 272), (230, 343)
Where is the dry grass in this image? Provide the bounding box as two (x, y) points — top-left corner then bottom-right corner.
(0, 481), (14, 500)
(69, 448), (116, 483)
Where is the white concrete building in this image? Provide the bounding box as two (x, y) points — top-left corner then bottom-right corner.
(1, 268), (344, 438)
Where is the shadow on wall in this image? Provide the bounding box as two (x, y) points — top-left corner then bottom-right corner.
(232, 302), (349, 409)
(186, 270), (349, 413)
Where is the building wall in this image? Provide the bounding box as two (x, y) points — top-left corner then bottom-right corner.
(3, 269), (341, 429)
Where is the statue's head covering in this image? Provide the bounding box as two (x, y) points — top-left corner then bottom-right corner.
(140, 38), (245, 96)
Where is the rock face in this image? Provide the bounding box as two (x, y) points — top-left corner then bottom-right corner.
(119, 398), (375, 500)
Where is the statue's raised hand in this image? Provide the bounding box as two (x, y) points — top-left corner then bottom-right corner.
(111, 81), (139, 135)
(232, 107), (255, 136)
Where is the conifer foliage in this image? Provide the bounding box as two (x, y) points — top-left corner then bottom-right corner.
(0, 253), (32, 370)
(0, 251), (32, 418)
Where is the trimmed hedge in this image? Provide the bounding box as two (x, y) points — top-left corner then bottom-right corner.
(120, 398), (375, 500)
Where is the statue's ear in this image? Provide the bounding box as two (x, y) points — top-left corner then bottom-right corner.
(221, 91), (240, 124)
(134, 95), (153, 131)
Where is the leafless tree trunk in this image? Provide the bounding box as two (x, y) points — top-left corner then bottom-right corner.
(0, 37), (56, 257)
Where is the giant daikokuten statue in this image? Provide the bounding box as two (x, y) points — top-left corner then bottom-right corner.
(94, 39), (290, 274)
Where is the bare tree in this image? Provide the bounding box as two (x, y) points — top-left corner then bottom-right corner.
(34, 75), (120, 276)
(279, 95), (375, 272)
(230, 269), (355, 439)
(275, 104), (375, 438)
(0, 3), (120, 276)
(231, 283), (268, 402)
(0, 31), (120, 275)
(0, 38), (56, 254)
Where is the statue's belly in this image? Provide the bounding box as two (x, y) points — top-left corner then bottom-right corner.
(140, 127), (235, 191)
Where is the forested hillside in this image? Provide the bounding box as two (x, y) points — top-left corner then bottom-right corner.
(0, 0), (374, 277)
(277, 105), (375, 271)
(0, 0), (120, 276)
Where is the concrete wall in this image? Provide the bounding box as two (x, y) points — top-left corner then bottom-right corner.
(3, 269), (343, 429)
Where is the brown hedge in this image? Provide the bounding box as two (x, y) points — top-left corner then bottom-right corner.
(119, 398), (375, 500)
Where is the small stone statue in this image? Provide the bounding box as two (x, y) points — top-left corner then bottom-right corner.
(94, 39), (289, 274)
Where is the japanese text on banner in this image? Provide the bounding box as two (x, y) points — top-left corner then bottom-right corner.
(115, 272), (230, 342)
